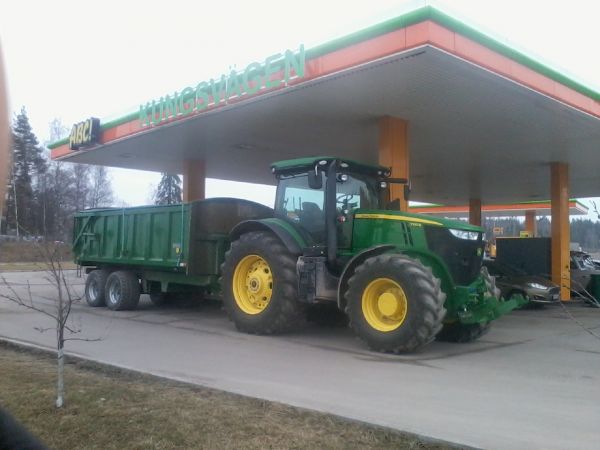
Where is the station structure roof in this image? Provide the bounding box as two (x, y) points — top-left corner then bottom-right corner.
(410, 199), (589, 218)
(49, 6), (600, 206)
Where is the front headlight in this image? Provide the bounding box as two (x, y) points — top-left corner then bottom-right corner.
(449, 229), (480, 240)
(527, 282), (548, 290)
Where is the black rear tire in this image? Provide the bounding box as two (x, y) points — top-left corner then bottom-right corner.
(346, 253), (446, 353)
(221, 231), (305, 334)
(105, 271), (140, 311)
(85, 270), (109, 307)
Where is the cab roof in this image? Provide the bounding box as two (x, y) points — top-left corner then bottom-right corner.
(271, 156), (389, 176)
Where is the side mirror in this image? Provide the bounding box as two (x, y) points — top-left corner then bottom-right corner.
(404, 180), (411, 202)
(386, 178), (411, 201)
(308, 168), (322, 189)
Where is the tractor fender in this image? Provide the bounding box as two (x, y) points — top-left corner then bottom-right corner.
(230, 219), (305, 255)
(337, 245), (396, 311)
(400, 249), (454, 294)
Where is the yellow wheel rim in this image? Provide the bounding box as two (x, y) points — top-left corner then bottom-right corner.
(361, 277), (408, 332)
(232, 254), (273, 315)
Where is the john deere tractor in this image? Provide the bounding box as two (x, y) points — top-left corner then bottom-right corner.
(75, 156), (520, 353)
(221, 156), (520, 352)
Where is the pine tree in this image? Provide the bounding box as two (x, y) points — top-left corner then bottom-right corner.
(4, 107), (46, 236)
(154, 174), (182, 205)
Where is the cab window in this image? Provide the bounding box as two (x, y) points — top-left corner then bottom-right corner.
(336, 173), (381, 213)
(276, 173), (326, 244)
(336, 172), (381, 248)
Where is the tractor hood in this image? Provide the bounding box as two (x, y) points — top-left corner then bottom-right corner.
(356, 209), (483, 233)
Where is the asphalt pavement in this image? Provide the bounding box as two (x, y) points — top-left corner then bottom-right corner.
(1, 270), (599, 450)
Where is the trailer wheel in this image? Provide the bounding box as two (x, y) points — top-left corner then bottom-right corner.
(85, 270), (109, 307)
(346, 254), (446, 353)
(105, 271), (140, 311)
(221, 231), (305, 334)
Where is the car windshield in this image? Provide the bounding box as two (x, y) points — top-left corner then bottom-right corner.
(573, 253), (597, 270)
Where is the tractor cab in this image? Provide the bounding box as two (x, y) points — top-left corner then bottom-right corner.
(272, 157), (405, 255)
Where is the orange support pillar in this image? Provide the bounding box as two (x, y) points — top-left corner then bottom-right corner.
(469, 198), (482, 226)
(525, 210), (537, 237)
(378, 116), (409, 211)
(182, 160), (206, 202)
(551, 162), (570, 300)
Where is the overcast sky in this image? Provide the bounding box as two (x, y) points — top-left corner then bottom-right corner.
(1, 0), (599, 216)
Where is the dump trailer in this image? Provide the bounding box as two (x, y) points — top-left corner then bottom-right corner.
(74, 157), (523, 353)
(73, 198), (272, 307)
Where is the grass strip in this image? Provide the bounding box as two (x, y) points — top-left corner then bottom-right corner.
(0, 342), (454, 450)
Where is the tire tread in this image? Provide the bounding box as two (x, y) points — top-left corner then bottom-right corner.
(346, 253), (446, 353)
(220, 231), (305, 335)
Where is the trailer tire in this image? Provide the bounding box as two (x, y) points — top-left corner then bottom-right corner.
(85, 270), (109, 307)
(221, 231), (305, 334)
(346, 254), (446, 353)
(436, 322), (491, 343)
(105, 271), (140, 311)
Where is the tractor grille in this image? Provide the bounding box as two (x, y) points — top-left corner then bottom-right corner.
(424, 226), (483, 286)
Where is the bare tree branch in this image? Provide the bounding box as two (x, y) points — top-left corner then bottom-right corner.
(0, 241), (104, 408)
(33, 326), (54, 334)
(0, 276), (59, 321)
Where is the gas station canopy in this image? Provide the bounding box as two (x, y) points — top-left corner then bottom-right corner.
(411, 200), (589, 218)
(50, 6), (600, 206)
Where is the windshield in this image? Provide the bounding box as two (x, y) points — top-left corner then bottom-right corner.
(336, 172), (382, 212)
(274, 169), (382, 246)
(573, 253), (597, 270)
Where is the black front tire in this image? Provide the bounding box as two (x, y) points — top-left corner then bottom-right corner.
(85, 270), (109, 307)
(346, 254), (446, 353)
(105, 271), (140, 311)
(221, 231), (305, 334)
(437, 267), (496, 343)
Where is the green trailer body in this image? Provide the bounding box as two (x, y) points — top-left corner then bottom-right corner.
(73, 198), (273, 291)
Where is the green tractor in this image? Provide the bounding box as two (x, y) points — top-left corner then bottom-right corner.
(220, 156), (520, 352)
